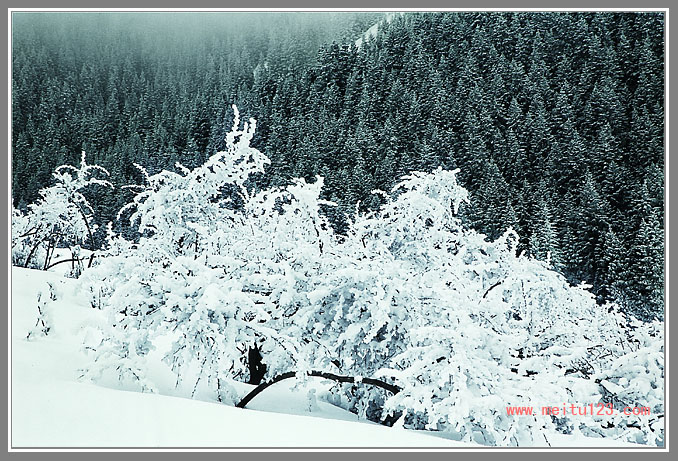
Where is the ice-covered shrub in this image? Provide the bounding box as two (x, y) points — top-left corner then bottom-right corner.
(82, 106), (334, 401)
(588, 318), (664, 445)
(11, 152), (112, 271)
(296, 167), (663, 446)
(11, 206), (34, 267)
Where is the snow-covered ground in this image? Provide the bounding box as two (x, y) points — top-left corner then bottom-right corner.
(9, 263), (642, 448)
(10, 265), (470, 448)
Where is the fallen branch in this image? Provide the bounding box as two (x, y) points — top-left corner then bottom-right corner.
(482, 280), (503, 299)
(236, 370), (401, 409)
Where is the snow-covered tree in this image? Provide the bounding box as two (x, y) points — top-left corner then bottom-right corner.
(80, 107), (663, 446)
(11, 152), (112, 272)
(293, 167), (662, 446)
(82, 106), (334, 402)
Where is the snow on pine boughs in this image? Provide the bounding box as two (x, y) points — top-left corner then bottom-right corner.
(80, 106), (663, 446)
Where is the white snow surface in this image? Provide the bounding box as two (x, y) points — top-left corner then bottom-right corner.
(10, 265), (641, 448)
(10, 266), (467, 448)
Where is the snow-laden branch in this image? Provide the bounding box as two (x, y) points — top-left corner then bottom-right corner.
(12, 151), (113, 271)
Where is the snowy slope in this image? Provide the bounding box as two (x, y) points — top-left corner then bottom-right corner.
(10, 266), (469, 448)
(10, 266), (642, 448)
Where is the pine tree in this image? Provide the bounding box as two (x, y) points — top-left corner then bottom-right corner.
(472, 160), (517, 241)
(575, 171), (611, 293)
(529, 188), (560, 267)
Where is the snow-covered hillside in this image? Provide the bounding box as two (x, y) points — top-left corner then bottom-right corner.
(10, 266), (471, 448)
(10, 266), (646, 448)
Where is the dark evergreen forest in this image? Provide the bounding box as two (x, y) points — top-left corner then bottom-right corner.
(11, 12), (665, 321)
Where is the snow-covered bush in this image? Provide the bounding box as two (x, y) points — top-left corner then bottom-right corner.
(117, 107), (268, 257)
(82, 106), (333, 402)
(295, 167), (663, 446)
(26, 282), (58, 340)
(11, 152), (112, 271)
(80, 107), (663, 446)
(588, 318), (664, 445)
(11, 206), (33, 267)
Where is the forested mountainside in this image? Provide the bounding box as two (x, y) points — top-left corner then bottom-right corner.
(12, 12), (664, 320)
